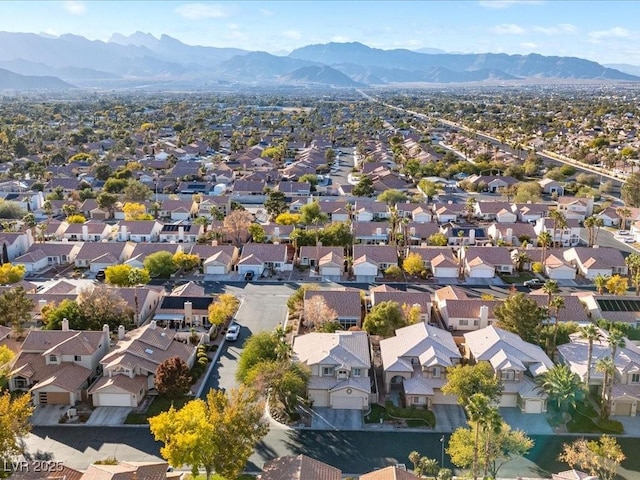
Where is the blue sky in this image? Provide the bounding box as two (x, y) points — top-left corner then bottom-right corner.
(2, 0), (640, 65)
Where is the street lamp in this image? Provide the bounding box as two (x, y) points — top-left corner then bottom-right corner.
(440, 435), (445, 468)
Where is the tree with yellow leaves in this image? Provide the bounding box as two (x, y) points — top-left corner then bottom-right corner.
(123, 202), (153, 221)
(0, 263), (24, 285)
(149, 385), (268, 480)
(606, 274), (628, 296)
(0, 392), (33, 468)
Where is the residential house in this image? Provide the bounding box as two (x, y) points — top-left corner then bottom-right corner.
(318, 200), (350, 222)
(352, 245), (398, 282)
(463, 175), (518, 193)
(61, 221), (112, 242)
(354, 199), (389, 222)
(75, 462), (175, 480)
(277, 181), (312, 197)
(404, 222), (440, 246)
(558, 329), (640, 416)
(0, 231), (31, 262)
(464, 326), (553, 413)
(563, 246), (627, 279)
(380, 323), (462, 407)
(9, 320), (109, 405)
(15, 243), (81, 273)
(292, 331), (372, 410)
(201, 245), (239, 275)
(556, 196), (594, 221)
(158, 199), (198, 221)
(538, 178), (564, 196)
(370, 285), (431, 324)
(158, 223), (203, 243)
(513, 203), (550, 224)
(439, 299), (501, 332)
(459, 246), (515, 277)
(232, 179), (266, 197)
(198, 195), (231, 218)
(88, 321), (197, 407)
(408, 246), (459, 278)
(440, 223), (489, 246)
(262, 223), (294, 244)
(529, 294), (590, 325)
(304, 289), (362, 329)
(74, 242), (133, 272)
(353, 221), (390, 244)
(359, 466), (421, 480)
(432, 203), (465, 223)
(299, 246), (345, 281)
(237, 244), (292, 277)
(475, 202), (517, 223)
(396, 203), (432, 223)
(534, 217), (581, 247)
(259, 455), (342, 480)
(487, 222), (537, 246)
(153, 286), (215, 328)
(116, 221), (163, 243)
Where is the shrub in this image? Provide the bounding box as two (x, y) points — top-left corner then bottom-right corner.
(532, 261), (543, 273)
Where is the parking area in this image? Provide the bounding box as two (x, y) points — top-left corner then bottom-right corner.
(86, 407), (132, 425)
(310, 407), (364, 430)
(432, 404), (468, 432)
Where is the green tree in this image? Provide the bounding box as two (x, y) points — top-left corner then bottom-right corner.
(172, 251), (200, 271)
(0, 286), (34, 338)
(559, 435), (625, 480)
(144, 251), (177, 278)
(579, 324), (603, 389)
(465, 393), (491, 480)
(594, 273), (610, 295)
(96, 192), (119, 215)
(0, 392), (33, 469)
(245, 360), (309, 417)
(537, 231), (552, 265)
(149, 386), (268, 480)
(494, 293), (546, 345)
(207, 293), (239, 334)
(625, 252), (640, 295)
(442, 362), (503, 406)
(264, 191), (288, 219)
(123, 179), (152, 202)
(41, 299), (83, 330)
(621, 172), (640, 207)
(236, 332), (279, 383)
(320, 222), (353, 248)
(248, 223), (266, 243)
(154, 356), (193, 398)
(428, 232), (449, 246)
(363, 301), (406, 338)
(77, 285), (134, 330)
(377, 189), (409, 205)
(535, 364), (583, 411)
(352, 175), (375, 197)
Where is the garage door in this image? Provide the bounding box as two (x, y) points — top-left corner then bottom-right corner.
(97, 393), (133, 407)
(499, 394), (518, 407)
(39, 392), (71, 405)
(525, 399), (544, 414)
(331, 395), (364, 410)
(432, 390), (459, 405)
(206, 265), (226, 275)
(614, 401), (633, 416)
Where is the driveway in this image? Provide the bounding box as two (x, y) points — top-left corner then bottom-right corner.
(499, 407), (553, 434)
(431, 404), (467, 432)
(86, 407), (132, 425)
(30, 405), (68, 426)
(310, 407), (363, 430)
(612, 415), (640, 436)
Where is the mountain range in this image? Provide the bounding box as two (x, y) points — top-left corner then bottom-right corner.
(0, 31), (637, 91)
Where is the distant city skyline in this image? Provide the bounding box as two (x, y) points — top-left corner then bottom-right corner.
(2, 0), (640, 65)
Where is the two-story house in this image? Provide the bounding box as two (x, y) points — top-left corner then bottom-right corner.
(9, 319), (110, 405)
(464, 326), (553, 413)
(292, 331), (372, 410)
(563, 246), (628, 280)
(380, 323), (461, 408)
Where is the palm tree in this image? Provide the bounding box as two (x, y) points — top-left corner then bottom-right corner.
(579, 324), (603, 390)
(596, 356), (615, 419)
(584, 216), (597, 247)
(535, 364), (583, 412)
(128, 268), (147, 325)
(594, 273), (610, 295)
(549, 209), (566, 245)
(625, 252), (640, 295)
(549, 295), (565, 358)
(514, 251), (531, 272)
(600, 329), (626, 419)
(616, 206), (632, 231)
(481, 407), (503, 480)
(537, 231), (552, 266)
(465, 393), (490, 480)
(542, 280), (559, 308)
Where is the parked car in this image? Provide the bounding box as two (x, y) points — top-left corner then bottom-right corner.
(225, 324), (240, 341)
(524, 279), (544, 288)
(617, 230), (630, 236)
(244, 271), (254, 281)
(95, 270), (106, 281)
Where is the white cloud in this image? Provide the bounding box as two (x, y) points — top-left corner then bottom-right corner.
(533, 23), (577, 35)
(282, 30), (301, 40)
(589, 27), (631, 40)
(331, 35), (351, 43)
(479, 0), (543, 9)
(492, 24), (526, 35)
(175, 3), (230, 20)
(520, 42), (538, 49)
(62, 1), (86, 15)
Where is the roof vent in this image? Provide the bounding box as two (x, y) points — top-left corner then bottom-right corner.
(145, 348), (154, 354)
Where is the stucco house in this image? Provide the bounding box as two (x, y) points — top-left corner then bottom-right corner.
(464, 326), (553, 413)
(352, 245), (398, 282)
(292, 331), (372, 410)
(563, 247), (627, 280)
(380, 323), (461, 407)
(237, 244), (292, 277)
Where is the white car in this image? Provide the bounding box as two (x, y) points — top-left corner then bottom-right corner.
(225, 324), (240, 341)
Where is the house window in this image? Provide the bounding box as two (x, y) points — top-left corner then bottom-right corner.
(631, 373), (640, 384)
(14, 378), (27, 389)
(412, 396), (421, 405)
(74, 355), (81, 362)
(473, 319), (479, 326)
(432, 367), (441, 378)
(353, 368), (362, 377)
(459, 319), (469, 326)
(501, 369), (516, 381)
(49, 355), (57, 363)
(322, 367), (334, 376)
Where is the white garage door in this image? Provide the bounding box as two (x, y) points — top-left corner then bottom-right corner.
(614, 401), (633, 416)
(97, 393), (133, 407)
(499, 394), (518, 407)
(331, 395), (364, 410)
(525, 399), (544, 414)
(206, 265), (226, 275)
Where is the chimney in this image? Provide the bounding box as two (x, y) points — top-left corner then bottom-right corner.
(82, 224), (89, 241)
(469, 229), (476, 243)
(479, 305), (489, 328)
(118, 325), (125, 340)
(178, 226), (184, 241)
(506, 228), (513, 243)
(184, 301), (193, 326)
(38, 299), (48, 312)
(274, 226), (280, 237)
(103, 324), (110, 343)
(26, 228), (34, 247)
(62, 318), (69, 331)
(211, 239), (218, 246)
(150, 320), (157, 330)
(120, 225), (127, 240)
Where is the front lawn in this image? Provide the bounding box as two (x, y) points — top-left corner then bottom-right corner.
(364, 402), (435, 428)
(566, 402), (623, 434)
(500, 272), (535, 284)
(364, 404), (388, 423)
(124, 395), (191, 424)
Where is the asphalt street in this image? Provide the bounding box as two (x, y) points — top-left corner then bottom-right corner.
(25, 427), (640, 479)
